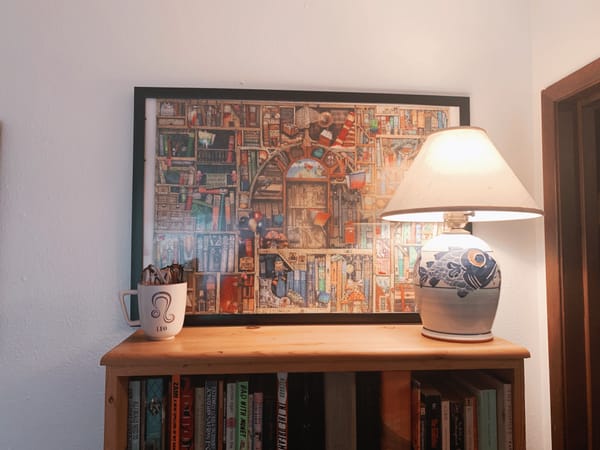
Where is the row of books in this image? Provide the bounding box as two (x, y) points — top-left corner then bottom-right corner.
(412, 371), (513, 450)
(158, 132), (195, 159)
(257, 254), (374, 311)
(239, 149), (260, 192)
(157, 133), (239, 162)
(160, 101), (261, 129)
(195, 233), (237, 273)
(192, 191), (236, 233)
(126, 372), (323, 450)
(126, 370), (513, 450)
(157, 100), (453, 155)
(371, 109), (449, 136)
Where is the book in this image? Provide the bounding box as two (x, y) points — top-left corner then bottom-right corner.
(226, 381), (237, 450)
(236, 380), (249, 450)
(411, 378), (425, 450)
(420, 374), (477, 450)
(276, 372), (288, 450)
(128, 379), (142, 450)
(145, 377), (166, 450)
(218, 380), (225, 450)
(453, 374), (496, 450)
(441, 396), (450, 450)
(205, 379), (219, 450)
(423, 385), (442, 450)
(379, 371), (411, 450)
(169, 374), (181, 450)
(194, 385), (205, 450)
(180, 376), (195, 449)
(252, 391), (264, 450)
(430, 377), (466, 450)
(247, 394), (254, 450)
(444, 391), (465, 450)
(470, 372), (512, 450)
(463, 393), (478, 450)
(140, 379), (147, 449)
(413, 376), (442, 450)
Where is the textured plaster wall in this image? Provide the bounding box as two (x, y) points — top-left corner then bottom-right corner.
(0, 0), (581, 448)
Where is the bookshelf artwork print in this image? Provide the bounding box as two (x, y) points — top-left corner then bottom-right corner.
(132, 88), (469, 324)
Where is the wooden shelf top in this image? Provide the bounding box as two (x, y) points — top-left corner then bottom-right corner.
(100, 324), (530, 375)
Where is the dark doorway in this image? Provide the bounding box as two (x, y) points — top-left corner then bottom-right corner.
(542, 58), (600, 450)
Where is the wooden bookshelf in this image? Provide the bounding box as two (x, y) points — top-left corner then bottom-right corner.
(101, 323), (529, 449)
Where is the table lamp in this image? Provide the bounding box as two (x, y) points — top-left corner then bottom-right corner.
(381, 126), (543, 342)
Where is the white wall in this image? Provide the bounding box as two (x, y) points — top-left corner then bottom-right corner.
(526, 1), (600, 448)
(0, 0), (563, 448)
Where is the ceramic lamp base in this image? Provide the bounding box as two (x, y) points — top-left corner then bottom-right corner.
(415, 231), (502, 343)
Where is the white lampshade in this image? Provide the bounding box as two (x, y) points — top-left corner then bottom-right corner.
(381, 126), (543, 222)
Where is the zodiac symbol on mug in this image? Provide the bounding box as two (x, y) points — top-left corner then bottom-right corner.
(151, 292), (175, 323)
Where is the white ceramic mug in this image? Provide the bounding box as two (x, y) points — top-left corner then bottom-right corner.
(119, 282), (187, 340)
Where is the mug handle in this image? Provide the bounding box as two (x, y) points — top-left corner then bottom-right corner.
(119, 290), (140, 327)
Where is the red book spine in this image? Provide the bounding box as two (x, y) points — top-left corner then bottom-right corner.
(180, 376), (194, 449)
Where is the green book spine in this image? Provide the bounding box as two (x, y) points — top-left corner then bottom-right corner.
(236, 380), (249, 450)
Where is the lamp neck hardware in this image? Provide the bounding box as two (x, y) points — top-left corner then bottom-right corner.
(443, 211), (473, 233)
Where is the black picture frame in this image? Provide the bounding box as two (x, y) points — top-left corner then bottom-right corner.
(131, 87), (470, 326)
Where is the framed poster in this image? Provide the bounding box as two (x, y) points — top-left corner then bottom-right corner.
(131, 87), (469, 325)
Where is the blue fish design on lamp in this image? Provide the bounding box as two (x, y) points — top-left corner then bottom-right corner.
(418, 248), (501, 297)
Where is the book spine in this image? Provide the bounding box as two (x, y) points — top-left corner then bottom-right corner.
(474, 371), (509, 450)
(237, 380), (249, 450)
(247, 394), (253, 450)
(145, 377), (165, 450)
(180, 376), (195, 449)
(228, 235), (236, 272)
(218, 380), (225, 450)
(252, 392), (263, 450)
(463, 396), (476, 450)
(170, 374), (181, 450)
(276, 372), (288, 450)
(226, 382), (236, 450)
(441, 399), (450, 450)
(205, 380), (218, 450)
(411, 378), (422, 450)
(484, 389), (497, 450)
(504, 383), (513, 450)
(221, 236), (229, 273)
(449, 400), (465, 450)
(423, 389), (442, 450)
(127, 379), (142, 450)
(194, 386), (206, 450)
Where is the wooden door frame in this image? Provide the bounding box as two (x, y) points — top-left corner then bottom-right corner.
(542, 57), (600, 450)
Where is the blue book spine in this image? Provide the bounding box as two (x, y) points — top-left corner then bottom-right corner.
(145, 377), (165, 449)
